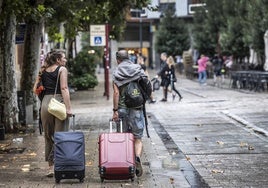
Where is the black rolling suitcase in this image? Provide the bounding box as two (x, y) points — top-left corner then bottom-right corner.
(54, 115), (85, 183)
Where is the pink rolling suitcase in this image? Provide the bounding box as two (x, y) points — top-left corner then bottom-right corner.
(98, 120), (135, 182)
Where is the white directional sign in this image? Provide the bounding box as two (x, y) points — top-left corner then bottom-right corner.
(90, 25), (106, 46)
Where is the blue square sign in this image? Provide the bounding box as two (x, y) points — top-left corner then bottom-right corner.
(94, 36), (102, 45)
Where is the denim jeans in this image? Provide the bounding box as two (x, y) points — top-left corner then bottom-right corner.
(118, 108), (144, 139)
(198, 70), (207, 84)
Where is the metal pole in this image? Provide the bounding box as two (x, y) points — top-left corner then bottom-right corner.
(104, 23), (109, 100)
(139, 10), (143, 53)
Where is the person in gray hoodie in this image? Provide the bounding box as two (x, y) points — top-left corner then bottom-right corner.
(112, 50), (146, 177)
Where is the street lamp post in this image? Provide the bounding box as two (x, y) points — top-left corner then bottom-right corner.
(139, 12), (143, 53)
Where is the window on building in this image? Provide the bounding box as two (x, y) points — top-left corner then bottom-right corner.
(188, 1), (206, 14)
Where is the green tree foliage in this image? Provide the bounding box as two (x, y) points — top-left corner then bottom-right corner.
(44, 0), (150, 42)
(155, 4), (190, 56)
(192, 0), (268, 67)
(219, 0), (249, 63)
(0, 0), (151, 131)
(192, 0), (225, 56)
(244, 0), (268, 64)
(192, 7), (214, 56)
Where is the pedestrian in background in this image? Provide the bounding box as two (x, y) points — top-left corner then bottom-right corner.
(112, 50), (146, 177)
(197, 54), (209, 85)
(137, 54), (156, 103)
(33, 49), (72, 177)
(156, 52), (169, 102)
(166, 56), (183, 101)
(212, 54), (224, 87)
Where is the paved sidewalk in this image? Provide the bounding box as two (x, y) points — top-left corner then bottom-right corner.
(1, 69), (268, 187)
(0, 71), (191, 187)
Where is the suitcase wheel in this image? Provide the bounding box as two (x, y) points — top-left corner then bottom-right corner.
(55, 179), (60, 184)
(79, 178), (84, 183)
(101, 178), (104, 183)
(131, 178), (134, 182)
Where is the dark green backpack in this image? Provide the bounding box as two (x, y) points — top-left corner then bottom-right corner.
(124, 81), (144, 108)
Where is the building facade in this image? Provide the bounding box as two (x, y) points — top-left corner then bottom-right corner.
(111, 0), (204, 70)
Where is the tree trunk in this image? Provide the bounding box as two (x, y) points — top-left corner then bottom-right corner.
(264, 30), (268, 71)
(0, 13), (19, 132)
(20, 19), (42, 120)
(0, 2), (4, 129)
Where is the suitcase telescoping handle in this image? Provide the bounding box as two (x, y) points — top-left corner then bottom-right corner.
(71, 114), (75, 131)
(65, 114), (75, 131)
(110, 119), (123, 133)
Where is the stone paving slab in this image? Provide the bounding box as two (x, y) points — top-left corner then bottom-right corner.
(190, 154), (268, 188)
(149, 73), (268, 187)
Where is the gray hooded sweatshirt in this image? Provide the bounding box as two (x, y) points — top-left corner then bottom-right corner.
(113, 59), (146, 87)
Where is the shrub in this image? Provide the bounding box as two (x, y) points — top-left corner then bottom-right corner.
(68, 47), (101, 90)
(71, 74), (98, 90)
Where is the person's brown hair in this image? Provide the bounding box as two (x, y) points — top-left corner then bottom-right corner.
(45, 49), (65, 67)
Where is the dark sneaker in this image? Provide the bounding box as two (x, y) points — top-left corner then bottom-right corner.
(160, 98), (167, 102)
(135, 157), (143, 177)
(149, 99), (156, 104)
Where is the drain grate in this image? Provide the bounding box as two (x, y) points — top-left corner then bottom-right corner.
(0, 148), (26, 154)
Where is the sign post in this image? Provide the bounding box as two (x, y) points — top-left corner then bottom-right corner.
(90, 25), (106, 46)
(90, 24), (109, 100)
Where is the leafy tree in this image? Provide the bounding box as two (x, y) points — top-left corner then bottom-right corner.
(0, 0), (151, 132)
(192, 0), (268, 69)
(192, 6), (215, 56)
(192, 0), (226, 57)
(155, 4), (190, 57)
(219, 0), (249, 63)
(244, 0), (268, 66)
(0, 0), (28, 132)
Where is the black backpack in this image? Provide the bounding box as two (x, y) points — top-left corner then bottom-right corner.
(138, 76), (152, 101)
(124, 81), (144, 108)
